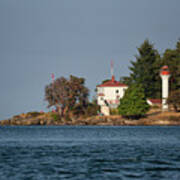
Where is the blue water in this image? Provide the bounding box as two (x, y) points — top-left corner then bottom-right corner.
(0, 126), (180, 180)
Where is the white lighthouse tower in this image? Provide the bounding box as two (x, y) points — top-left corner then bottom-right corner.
(160, 65), (171, 111)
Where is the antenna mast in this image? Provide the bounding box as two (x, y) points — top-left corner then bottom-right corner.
(51, 73), (55, 82)
(111, 60), (114, 77)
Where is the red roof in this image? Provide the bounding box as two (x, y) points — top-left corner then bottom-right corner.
(160, 65), (170, 75)
(148, 99), (162, 104)
(97, 76), (128, 87)
(161, 71), (170, 75)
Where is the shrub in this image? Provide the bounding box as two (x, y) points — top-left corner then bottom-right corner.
(13, 115), (21, 119)
(168, 116), (180, 121)
(64, 114), (71, 121)
(118, 84), (150, 119)
(85, 103), (100, 116)
(27, 111), (41, 117)
(110, 108), (119, 115)
(71, 104), (85, 116)
(151, 105), (160, 109)
(167, 90), (180, 112)
(71, 102), (99, 117)
(51, 113), (61, 121)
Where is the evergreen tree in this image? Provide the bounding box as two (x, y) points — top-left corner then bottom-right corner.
(118, 84), (150, 119)
(167, 90), (180, 112)
(161, 40), (180, 91)
(128, 39), (161, 98)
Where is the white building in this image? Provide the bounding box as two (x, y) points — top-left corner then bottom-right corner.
(97, 75), (128, 115)
(146, 99), (162, 107)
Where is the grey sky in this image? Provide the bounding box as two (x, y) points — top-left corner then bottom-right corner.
(0, 0), (180, 120)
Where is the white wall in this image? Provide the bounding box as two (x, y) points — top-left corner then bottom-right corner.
(161, 75), (170, 111)
(97, 86), (128, 106)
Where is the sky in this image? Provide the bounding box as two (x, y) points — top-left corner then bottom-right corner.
(0, 0), (180, 120)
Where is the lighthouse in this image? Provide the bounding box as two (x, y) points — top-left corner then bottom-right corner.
(160, 65), (171, 111)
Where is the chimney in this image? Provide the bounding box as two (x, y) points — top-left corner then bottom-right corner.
(112, 75), (115, 82)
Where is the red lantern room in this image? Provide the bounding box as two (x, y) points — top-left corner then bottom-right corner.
(160, 65), (170, 75)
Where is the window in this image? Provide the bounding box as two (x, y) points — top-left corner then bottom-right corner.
(98, 87), (104, 93)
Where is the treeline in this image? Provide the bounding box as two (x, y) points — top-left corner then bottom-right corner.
(118, 39), (180, 117)
(44, 39), (180, 119)
(120, 39), (180, 98)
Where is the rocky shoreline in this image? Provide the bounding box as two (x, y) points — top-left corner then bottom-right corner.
(0, 110), (180, 126)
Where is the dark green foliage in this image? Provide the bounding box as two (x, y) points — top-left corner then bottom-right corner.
(72, 100), (100, 117)
(128, 39), (161, 98)
(120, 76), (132, 86)
(123, 39), (180, 99)
(160, 40), (180, 91)
(64, 114), (71, 121)
(110, 108), (119, 115)
(45, 75), (89, 116)
(118, 84), (150, 119)
(51, 113), (61, 121)
(167, 90), (180, 112)
(71, 104), (86, 116)
(85, 102), (100, 116)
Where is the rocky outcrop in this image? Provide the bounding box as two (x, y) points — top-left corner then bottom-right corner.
(0, 111), (180, 126)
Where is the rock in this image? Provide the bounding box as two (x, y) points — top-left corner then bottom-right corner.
(1, 110), (180, 126)
(40, 120), (45, 125)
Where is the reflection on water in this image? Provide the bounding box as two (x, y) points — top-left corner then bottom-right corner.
(0, 126), (180, 179)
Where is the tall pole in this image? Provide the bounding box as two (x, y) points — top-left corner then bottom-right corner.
(51, 73), (55, 82)
(111, 60), (114, 77)
(111, 60), (115, 82)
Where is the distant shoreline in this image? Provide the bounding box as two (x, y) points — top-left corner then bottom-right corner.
(0, 110), (180, 126)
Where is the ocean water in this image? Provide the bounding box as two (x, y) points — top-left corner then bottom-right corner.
(0, 126), (180, 180)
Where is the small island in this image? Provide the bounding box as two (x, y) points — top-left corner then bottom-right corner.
(1, 40), (180, 126)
